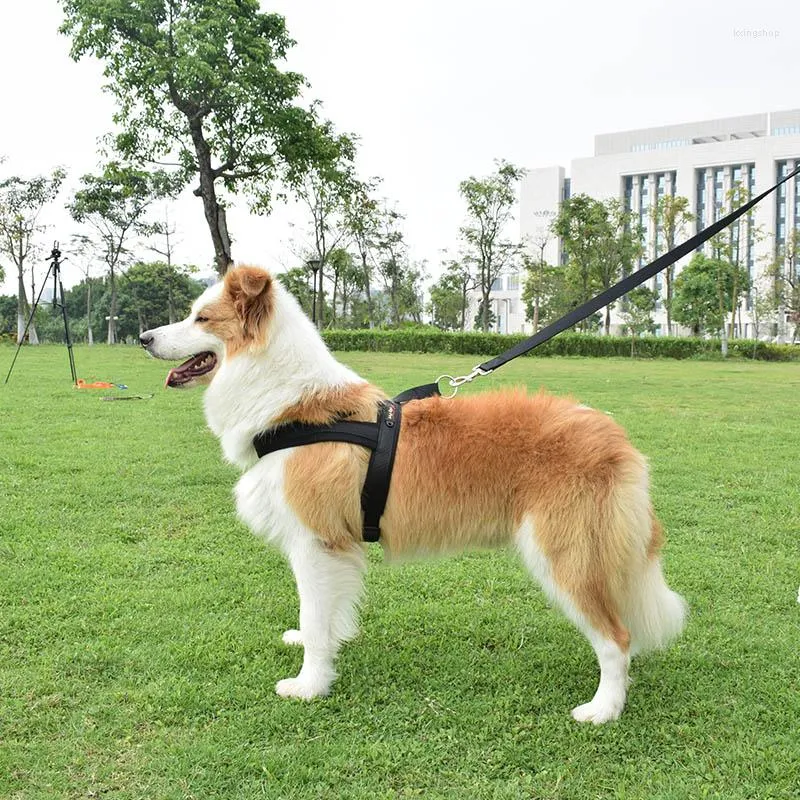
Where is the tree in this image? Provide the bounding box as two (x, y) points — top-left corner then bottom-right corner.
(277, 266), (314, 317)
(553, 194), (642, 335)
(373, 204), (409, 326)
(329, 248), (366, 326)
(429, 260), (475, 331)
(343, 182), (381, 328)
(652, 194), (694, 335)
(709, 183), (758, 349)
(115, 260), (204, 338)
(295, 165), (356, 328)
(68, 163), (173, 343)
(473, 299), (497, 331)
(552, 193), (608, 331)
(764, 229), (800, 341)
(672, 252), (748, 337)
(69, 233), (102, 344)
(60, 0), (349, 275)
(0, 295), (16, 335)
(522, 233), (551, 332)
(521, 260), (570, 330)
(592, 198), (643, 335)
(459, 160), (524, 332)
(0, 168), (66, 344)
(619, 287), (657, 356)
(396, 263), (427, 325)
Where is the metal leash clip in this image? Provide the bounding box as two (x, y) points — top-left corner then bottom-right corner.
(436, 366), (493, 399)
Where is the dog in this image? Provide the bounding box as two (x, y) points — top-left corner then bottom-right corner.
(139, 264), (686, 724)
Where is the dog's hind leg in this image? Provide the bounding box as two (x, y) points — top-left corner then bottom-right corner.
(516, 516), (631, 724)
(275, 538), (366, 700)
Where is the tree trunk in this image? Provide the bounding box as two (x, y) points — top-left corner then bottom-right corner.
(168, 277), (175, 324)
(189, 117), (233, 276)
(107, 266), (118, 344)
(318, 263), (325, 329)
(361, 251), (374, 329)
(482, 286), (491, 332)
(86, 282), (93, 346)
(665, 267), (673, 335)
(604, 304), (611, 336)
(16, 265), (38, 345)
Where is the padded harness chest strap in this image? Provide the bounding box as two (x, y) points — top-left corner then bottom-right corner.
(252, 401), (402, 542)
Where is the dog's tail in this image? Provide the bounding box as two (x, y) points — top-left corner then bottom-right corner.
(622, 517), (687, 656)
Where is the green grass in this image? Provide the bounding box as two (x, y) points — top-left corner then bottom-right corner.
(1, 344), (799, 799)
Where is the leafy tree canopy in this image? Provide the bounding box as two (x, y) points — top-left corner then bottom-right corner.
(59, 0), (353, 274)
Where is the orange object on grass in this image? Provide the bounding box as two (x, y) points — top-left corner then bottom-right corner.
(76, 378), (116, 389)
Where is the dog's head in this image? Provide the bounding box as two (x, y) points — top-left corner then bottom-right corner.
(140, 265), (274, 388)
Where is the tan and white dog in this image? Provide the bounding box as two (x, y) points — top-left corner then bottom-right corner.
(140, 265), (686, 724)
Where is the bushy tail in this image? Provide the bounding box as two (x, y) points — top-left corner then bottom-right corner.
(623, 558), (687, 656)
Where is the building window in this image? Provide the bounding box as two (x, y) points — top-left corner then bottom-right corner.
(562, 178), (571, 202)
(713, 167), (725, 221)
(491, 276), (503, 292)
(655, 174), (666, 255)
(776, 160), (789, 254)
(638, 175), (650, 265)
(623, 176), (633, 212)
(696, 169), (707, 235)
(794, 165), (800, 234)
(747, 164), (756, 309)
(506, 273), (520, 291)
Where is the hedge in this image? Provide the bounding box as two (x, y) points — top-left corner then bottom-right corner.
(322, 329), (800, 362)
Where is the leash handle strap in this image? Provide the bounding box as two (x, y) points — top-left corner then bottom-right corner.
(478, 163), (800, 373)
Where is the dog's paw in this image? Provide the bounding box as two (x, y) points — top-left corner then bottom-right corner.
(281, 629), (303, 647)
(275, 677), (329, 700)
(570, 699), (623, 725)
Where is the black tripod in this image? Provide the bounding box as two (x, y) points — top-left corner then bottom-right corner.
(4, 242), (77, 385)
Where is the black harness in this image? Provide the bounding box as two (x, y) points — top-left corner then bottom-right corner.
(252, 383), (440, 542)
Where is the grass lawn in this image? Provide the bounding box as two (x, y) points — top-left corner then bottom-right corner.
(1, 344), (799, 799)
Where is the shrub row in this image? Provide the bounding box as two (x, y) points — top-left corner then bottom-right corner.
(322, 329), (800, 361)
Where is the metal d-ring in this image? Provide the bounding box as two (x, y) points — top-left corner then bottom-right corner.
(436, 366), (493, 399)
(436, 374), (459, 399)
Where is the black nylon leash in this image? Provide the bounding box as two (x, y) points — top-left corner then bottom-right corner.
(454, 163), (800, 380)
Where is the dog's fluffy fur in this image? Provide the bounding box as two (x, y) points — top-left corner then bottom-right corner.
(140, 265), (687, 724)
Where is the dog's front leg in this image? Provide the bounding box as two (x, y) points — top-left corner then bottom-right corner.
(275, 539), (365, 700)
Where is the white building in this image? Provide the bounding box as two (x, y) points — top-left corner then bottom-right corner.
(504, 108), (800, 337)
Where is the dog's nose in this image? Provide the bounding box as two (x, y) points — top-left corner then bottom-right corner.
(139, 332), (154, 348)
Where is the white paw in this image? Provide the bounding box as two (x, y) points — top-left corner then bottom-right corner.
(571, 699), (624, 725)
(275, 677), (329, 700)
(281, 629), (303, 646)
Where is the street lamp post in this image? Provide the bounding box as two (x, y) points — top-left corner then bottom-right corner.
(306, 258), (321, 327)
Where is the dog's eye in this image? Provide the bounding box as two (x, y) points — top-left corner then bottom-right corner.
(195, 315), (209, 323)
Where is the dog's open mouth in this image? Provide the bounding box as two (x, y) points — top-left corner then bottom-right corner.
(165, 352), (218, 388)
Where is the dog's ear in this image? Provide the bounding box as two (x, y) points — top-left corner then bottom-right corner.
(225, 266), (273, 338)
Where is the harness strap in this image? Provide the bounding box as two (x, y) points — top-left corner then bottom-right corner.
(361, 401), (401, 542)
(252, 400), (405, 542)
(253, 419), (380, 456)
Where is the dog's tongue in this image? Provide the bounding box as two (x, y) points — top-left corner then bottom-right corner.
(165, 352), (216, 388)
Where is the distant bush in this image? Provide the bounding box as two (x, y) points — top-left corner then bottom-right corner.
(322, 329), (800, 362)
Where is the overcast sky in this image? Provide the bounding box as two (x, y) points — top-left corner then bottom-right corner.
(0, 0), (797, 295)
